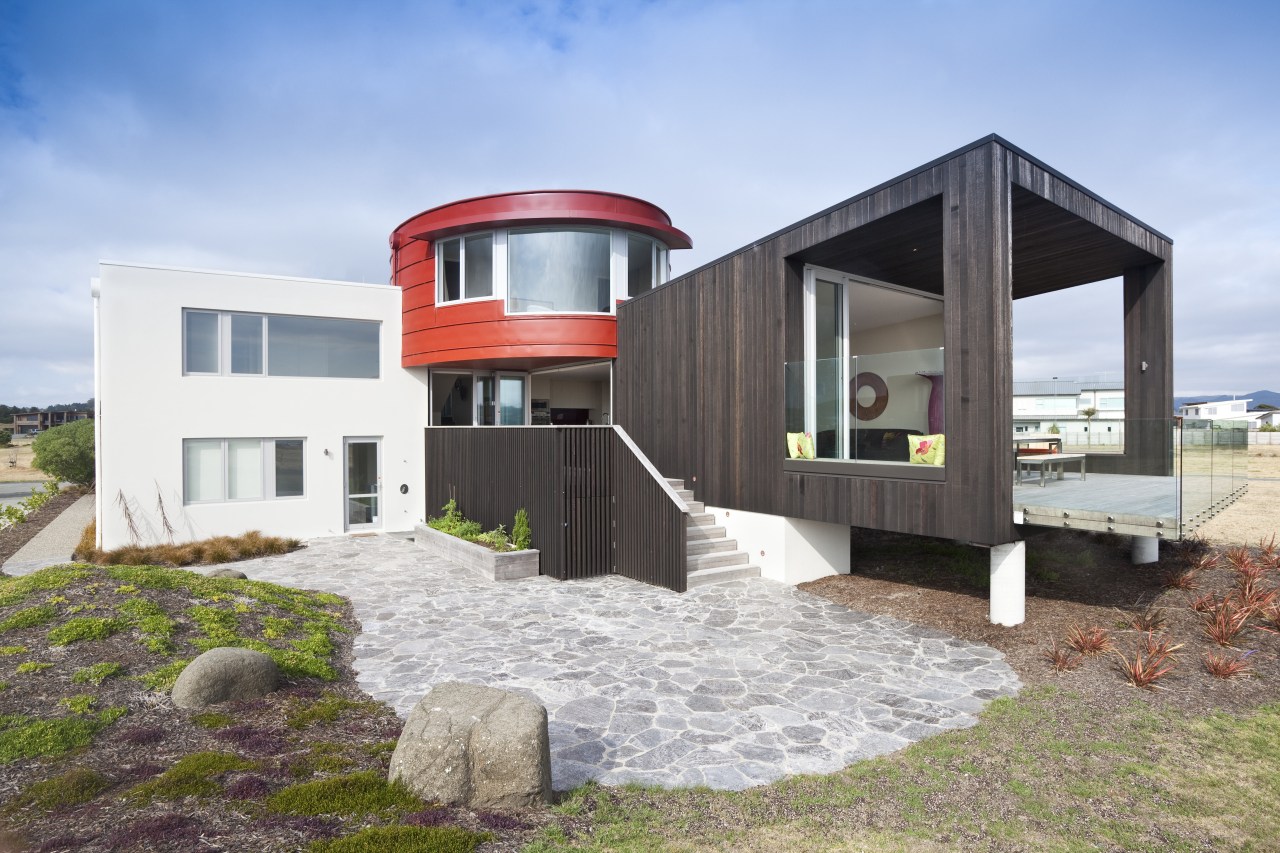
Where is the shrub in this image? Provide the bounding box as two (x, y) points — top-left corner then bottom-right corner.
(0, 429), (10, 447)
(512, 507), (532, 551)
(1122, 606), (1167, 633)
(1203, 597), (1254, 646)
(1043, 642), (1081, 672)
(1114, 632), (1182, 689)
(2, 767), (112, 814)
(1203, 650), (1254, 679)
(1064, 624), (1112, 656)
(472, 525), (511, 551)
(311, 825), (493, 853)
(1161, 568), (1198, 591)
(427, 499), (483, 541)
(265, 771), (422, 817)
(127, 751), (253, 802)
(73, 662), (124, 685)
(48, 616), (127, 646)
(31, 419), (95, 486)
(0, 707), (127, 763)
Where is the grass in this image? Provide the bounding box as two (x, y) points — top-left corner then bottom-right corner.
(526, 689), (1280, 851)
(73, 523), (301, 567)
(1, 767), (112, 814)
(72, 662), (124, 685)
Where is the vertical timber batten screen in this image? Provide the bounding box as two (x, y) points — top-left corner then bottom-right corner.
(423, 426), (688, 591)
(613, 427), (688, 593)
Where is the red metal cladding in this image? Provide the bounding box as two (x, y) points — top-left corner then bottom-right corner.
(390, 190), (689, 369)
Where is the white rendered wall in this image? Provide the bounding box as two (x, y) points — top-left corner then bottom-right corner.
(94, 262), (429, 550)
(706, 505), (850, 584)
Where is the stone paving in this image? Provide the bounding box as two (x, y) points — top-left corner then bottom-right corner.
(239, 534), (1021, 791)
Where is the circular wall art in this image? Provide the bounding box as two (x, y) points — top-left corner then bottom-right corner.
(851, 371), (889, 421)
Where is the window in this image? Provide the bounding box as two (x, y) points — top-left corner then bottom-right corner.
(183, 438), (305, 503)
(627, 235), (655, 297)
(438, 233), (494, 303)
(508, 228), (612, 313)
(183, 309), (379, 378)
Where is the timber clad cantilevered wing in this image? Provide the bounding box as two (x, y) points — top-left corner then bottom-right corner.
(615, 135), (1172, 548)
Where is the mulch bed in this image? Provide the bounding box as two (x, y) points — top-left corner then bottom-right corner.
(0, 488), (86, 568)
(801, 526), (1280, 716)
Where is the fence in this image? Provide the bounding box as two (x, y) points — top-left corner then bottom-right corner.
(423, 426), (688, 592)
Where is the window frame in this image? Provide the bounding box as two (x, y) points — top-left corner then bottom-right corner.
(436, 231), (499, 305)
(182, 309), (380, 379)
(183, 438), (307, 504)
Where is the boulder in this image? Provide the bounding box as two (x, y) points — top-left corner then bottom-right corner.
(171, 647), (279, 709)
(389, 682), (552, 810)
(206, 567), (248, 579)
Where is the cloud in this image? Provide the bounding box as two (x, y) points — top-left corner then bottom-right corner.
(1, 0), (1278, 404)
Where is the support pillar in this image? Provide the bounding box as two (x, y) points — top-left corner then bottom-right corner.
(1132, 535), (1159, 565)
(989, 541), (1025, 627)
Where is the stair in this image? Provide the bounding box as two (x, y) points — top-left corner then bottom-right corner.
(666, 478), (761, 588)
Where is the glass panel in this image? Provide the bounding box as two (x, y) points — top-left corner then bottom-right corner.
(439, 238), (461, 302)
(274, 439), (304, 497)
(227, 438), (263, 500)
(500, 376), (525, 425)
(508, 228), (611, 313)
(230, 314), (263, 375)
(267, 316), (379, 378)
(627, 235), (654, 297)
(346, 440), (379, 527)
(477, 376), (496, 426)
(347, 496), (378, 526)
(184, 439), (224, 502)
(785, 347), (944, 467)
(346, 442), (378, 495)
(464, 234), (493, 299)
(432, 373), (473, 425)
(814, 278), (843, 458)
(185, 311), (219, 373)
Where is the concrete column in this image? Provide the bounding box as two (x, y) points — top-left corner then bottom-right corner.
(1132, 535), (1160, 565)
(989, 541), (1025, 626)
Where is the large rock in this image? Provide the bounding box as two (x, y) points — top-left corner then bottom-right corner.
(171, 647), (279, 709)
(205, 567), (247, 579)
(389, 682), (552, 810)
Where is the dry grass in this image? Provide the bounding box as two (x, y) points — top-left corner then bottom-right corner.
(72, 522), (301, 567)
(0, 439), (46, 484)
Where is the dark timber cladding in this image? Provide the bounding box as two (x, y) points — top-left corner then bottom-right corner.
(423, 426), (687, 591)
(615, 135), (1173, 546)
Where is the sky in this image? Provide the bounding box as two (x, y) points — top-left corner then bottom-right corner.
(1, 0), (1277, 406)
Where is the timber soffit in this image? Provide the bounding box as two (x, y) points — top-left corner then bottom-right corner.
(638, 134), (1173, 300)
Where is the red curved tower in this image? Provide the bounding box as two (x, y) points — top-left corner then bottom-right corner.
(391, 190), (690, 371)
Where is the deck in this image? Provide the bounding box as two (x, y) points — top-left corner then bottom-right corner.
(1013, 473), (1181, 538)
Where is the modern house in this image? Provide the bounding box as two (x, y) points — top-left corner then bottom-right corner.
(12, 410), (92, 435)
(97, 135), (1212, 627)
(1012, 376), (1125, 446)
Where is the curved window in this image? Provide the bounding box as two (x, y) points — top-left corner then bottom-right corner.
(508, 228), (612, 313)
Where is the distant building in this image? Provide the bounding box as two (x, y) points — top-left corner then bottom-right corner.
(1178, 399), (1250, 420)
(1012, 377), (1124, 445)
(12, 410), (92, 435)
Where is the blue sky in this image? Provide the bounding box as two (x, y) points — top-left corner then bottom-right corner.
(1, 0), (1277, 405)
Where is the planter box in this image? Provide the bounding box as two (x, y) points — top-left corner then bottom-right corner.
(412, 523), (539, 581)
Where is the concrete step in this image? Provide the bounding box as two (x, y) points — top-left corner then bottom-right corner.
(675, 489), (695, 501)
(686, 550), (749, 571)
(685, 524), (726, 541)
(685, 500), (705, 513)
(686, 536), (739, 556)
(687, 563), (762, 588)
(686, 512), (716, 527)
(665, 478), (684, 490)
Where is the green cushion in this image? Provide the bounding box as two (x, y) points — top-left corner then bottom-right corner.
(908, 433), (946, 465)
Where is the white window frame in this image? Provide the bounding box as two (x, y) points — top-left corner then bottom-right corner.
(183, 438), (306, 504)
(181, 309), (380, 379)
(436, 231), (501, 305)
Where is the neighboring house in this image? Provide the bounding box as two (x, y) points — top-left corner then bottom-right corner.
(12, 410), (92, 435)
(95, 135), (1177, 627)
(1179, 399), (1251, 420)
(1012, 377), (1125, 446)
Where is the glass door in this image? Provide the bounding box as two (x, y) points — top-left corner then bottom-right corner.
(499, 375), (526, 424)
(804, 267), (848, 459)
(344, 437), (381, 530)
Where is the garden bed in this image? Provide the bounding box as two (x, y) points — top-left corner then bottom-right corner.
(412, 523), (539, 582)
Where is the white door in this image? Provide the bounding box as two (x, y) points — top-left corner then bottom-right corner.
(344, 437), (381, 530)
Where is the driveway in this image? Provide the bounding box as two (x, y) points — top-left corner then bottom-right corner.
(240, 534), (1020, 791)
